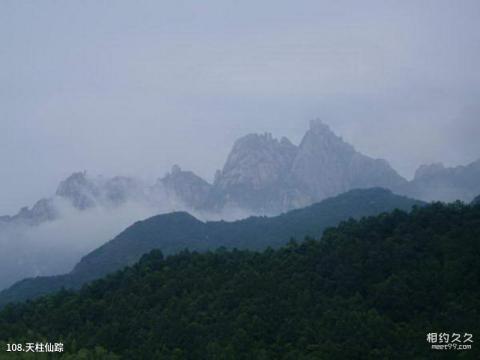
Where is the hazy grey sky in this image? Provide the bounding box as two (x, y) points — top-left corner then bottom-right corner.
(1, 0), (480, 214)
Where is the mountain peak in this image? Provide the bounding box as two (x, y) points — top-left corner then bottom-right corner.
(292, 121), (406, 201)
(404, 159), (480, 202)
(55, 171), (99, 210)
(309, 118), (330, 131)
(414, 163), (446, 180)
(301, 120), (355, 155)
(159, 166), (211, 209)
(209, 132), (299, 212)
(216, 132), (296, 180)
(171, 164), (182, 174)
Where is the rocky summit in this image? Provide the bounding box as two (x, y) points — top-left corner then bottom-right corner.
(400, 159), (480, 202)
(291, 120), (407, 204)
(157, 165), (212, 210)
(208, 120), (407, 213)
(2, 120), (479, 226)
(207, 133), (299, 213)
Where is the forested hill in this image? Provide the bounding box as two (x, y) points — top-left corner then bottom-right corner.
(0, 188), (422, 307)
(1, 202), (479, 359)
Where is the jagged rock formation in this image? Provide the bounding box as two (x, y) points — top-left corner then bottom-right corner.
(0, 198), (58, 226)
(157, 165), (212, 209)
(208, 133), (300, 213)
(0, 172), (161, 291)
(413, 163), (446, 180)
(56, 171), (147, 209)
(401, 160), (480, 202)
(3, 199), (58, 226)
(209, 120), (407, 213)
(2, 172), (154, 227)
(56, 171), (100, 210)
(208, 120), (479, 209)
(1, 120), (479, 292)
(290, 120), (407, 204)
(3, 120), (479, 226)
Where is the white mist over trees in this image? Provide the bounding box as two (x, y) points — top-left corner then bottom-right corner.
(1, 122), (479, 290)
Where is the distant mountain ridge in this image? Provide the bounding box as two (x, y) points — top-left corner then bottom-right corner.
(208, 120), (407, 213)
(0, 188), (424, 306)
(0, 169), (212, 228)
(1, 120), (478, 293)
(3, 120), (477, 228)
(400, 160), (480, 203)
(207, 133), (300, 213)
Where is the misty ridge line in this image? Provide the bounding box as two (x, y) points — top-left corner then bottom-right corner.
(0, 119), (478, 291)
(0, 187), (425, 307)
(1, 119), (479, 225)
(1, 2), (479, 355)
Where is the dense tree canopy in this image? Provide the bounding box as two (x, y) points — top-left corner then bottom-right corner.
(0, 202), (479, 359)
(0, 188), (422, 307)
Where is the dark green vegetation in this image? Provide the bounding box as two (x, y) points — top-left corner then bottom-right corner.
(0, 188), (422, 307)
(1, 201), (479, 359)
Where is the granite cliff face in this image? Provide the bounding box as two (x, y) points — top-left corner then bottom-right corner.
(1, 167), (212, 229)
(209, 120), (479, 210)
(401, 160), (480, 202)
(291, 120), (407, 203)
(2, 120), (479, 226)
(208, 133), (300, 213)
(55, 171), (100, 210)
(216, 133), (297, 191)
(208, 120), (407, 213)
(157, 165), (212, 209)
(1, 120), (478, 291)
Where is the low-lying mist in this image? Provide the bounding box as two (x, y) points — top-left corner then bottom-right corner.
(0, 197), (251, 291)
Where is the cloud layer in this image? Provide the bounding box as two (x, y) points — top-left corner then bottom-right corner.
(1, 0), (480, 214)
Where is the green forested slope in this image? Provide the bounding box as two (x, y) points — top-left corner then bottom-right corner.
(0, 188), (422, 307)
(1, 202), (479, 359)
